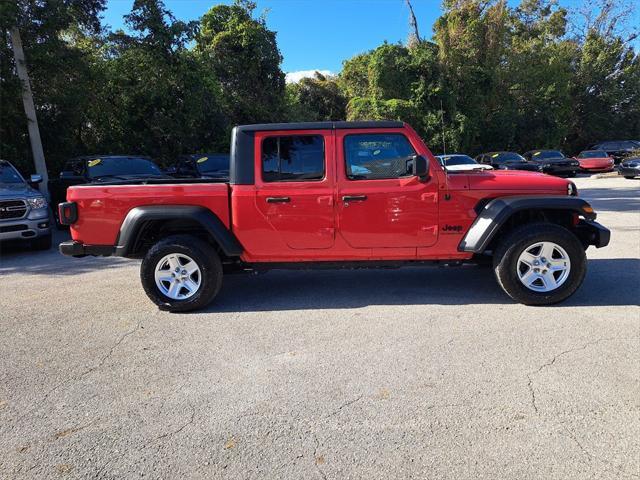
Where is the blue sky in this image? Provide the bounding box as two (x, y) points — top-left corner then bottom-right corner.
(102, 0), (638, 77)
(103, 0), (443, 74)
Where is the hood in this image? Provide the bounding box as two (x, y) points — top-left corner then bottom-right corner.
(0, 182), (42, 199)
(448, 169), (570, 192)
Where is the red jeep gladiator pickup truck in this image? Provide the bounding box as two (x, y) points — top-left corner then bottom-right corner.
(59, 121), (610, 311)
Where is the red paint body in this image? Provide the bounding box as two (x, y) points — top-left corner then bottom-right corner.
(67, 124), (572, 262)
(574, 155), (615, 172)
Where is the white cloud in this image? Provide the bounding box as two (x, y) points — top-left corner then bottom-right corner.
(285, 70), (334, 83)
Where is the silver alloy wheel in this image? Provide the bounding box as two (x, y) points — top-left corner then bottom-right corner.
(516, 241), (571, 292)
(154, 253), (201, 300)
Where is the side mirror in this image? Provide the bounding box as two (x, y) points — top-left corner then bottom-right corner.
(408, 154), (429, 180)
(29, 174), (43, 184)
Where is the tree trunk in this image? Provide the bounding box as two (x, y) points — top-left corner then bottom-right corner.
(9, 27), (49, 199)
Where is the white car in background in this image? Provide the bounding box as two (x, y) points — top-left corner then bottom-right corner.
(436, 154), (494, 172)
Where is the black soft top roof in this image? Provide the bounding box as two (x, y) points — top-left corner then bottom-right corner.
(234, 121), (404, 133)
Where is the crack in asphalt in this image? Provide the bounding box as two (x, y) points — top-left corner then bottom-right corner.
(560, 423), (640, 479)
(10, 319), (144, 428)
(325, 395), (363, 419)
(78, 319), (143, 380)
(155, 403), (196, 442)
(312, 433), (328, 480)
(525, 336), (621, 415)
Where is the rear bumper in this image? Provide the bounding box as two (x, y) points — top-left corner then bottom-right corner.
(59, 240), (114, 257)
(542, 165), (579, 175)
(575, 220), (610, 248)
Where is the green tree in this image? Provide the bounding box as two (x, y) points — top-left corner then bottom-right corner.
(88, 0), (226, 162)
(286, 72), (346, 121)
(0, 0), (106, 174)
(196, 0), (285, 125)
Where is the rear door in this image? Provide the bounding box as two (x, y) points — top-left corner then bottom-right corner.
(254, 130), (335, 249)
(335, 130), (439, 248)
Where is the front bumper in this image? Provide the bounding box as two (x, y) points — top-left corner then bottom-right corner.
(541, 164), (579, 176)
(0, 211), (51, 242)
(575, 220), (610, 248)
(59, 240), (114, 257)
(618, 166), (640, 177)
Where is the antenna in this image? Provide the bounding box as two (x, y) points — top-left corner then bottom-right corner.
(440, 99), (447, 155)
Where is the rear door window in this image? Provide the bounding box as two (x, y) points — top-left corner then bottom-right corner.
(262, 135), (325, 182)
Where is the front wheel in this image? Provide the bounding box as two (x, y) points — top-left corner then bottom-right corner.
(140, 234), (223, 312)
(493, 223), (587, 305)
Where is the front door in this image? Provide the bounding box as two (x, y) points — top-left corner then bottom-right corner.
(254, 130), (335, 250)
(335, 130), (439, 248)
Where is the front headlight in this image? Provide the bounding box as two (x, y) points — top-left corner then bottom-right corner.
(27, 196), (47, 209)
(568, 182), (578, 196)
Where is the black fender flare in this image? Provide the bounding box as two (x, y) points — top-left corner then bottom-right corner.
(458, 196), (599, 253)
(114, 205), (243, 257)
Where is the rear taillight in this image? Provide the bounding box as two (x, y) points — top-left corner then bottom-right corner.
(58, 202), (78, 225)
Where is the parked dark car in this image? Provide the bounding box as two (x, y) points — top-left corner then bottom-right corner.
(522, 150), (580, 177)
(168, 153), (230, 180)
(476, 151), (541, 172)
(588, 140), (640, 164)
(49, 155), (170, 226)
(618, 157), (640, 179)
(0, 159), (51, 250)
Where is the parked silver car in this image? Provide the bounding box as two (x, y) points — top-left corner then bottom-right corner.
(0, 159), (51, 250)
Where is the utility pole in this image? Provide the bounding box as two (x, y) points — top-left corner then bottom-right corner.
(9, 27), (49, 198)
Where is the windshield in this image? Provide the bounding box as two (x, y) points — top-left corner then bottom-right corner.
(531, 150), (565, 160)
(86, 156), (162, 179)
(578, 150), (608, 158)
(192, 154), (230, 174)
(0, 162), (25, 185)
(438, 155), (477, 166)
(493, 152), (525, 162)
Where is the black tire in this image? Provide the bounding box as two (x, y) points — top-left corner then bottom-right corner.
(32, 233), (52, 251)
(493, 222), (587, 305)
(140, 234), (223, 312)
(624, 176), (636, 179)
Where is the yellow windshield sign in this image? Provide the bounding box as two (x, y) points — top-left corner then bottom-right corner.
(87, 159), (102, 167)
(491, 153), (499, 158)
(196, 157), (208, 163)
(533, 151), (541, 156)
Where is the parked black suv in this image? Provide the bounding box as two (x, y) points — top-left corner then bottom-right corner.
(167, 153), (230, 180)
(476, 152), (541, 172)
(522, 150), (580, 177)
(588, 141), (640, 164)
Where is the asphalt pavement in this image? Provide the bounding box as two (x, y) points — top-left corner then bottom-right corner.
(1, 175), (638, 479)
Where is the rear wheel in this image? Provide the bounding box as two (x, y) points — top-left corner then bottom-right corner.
(140, 234), (222, 312)
(493, 223), (586, 305)
(624, 175), (636, 179)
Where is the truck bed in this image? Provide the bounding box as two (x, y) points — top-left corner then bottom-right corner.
(67, 182), (231, 246)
